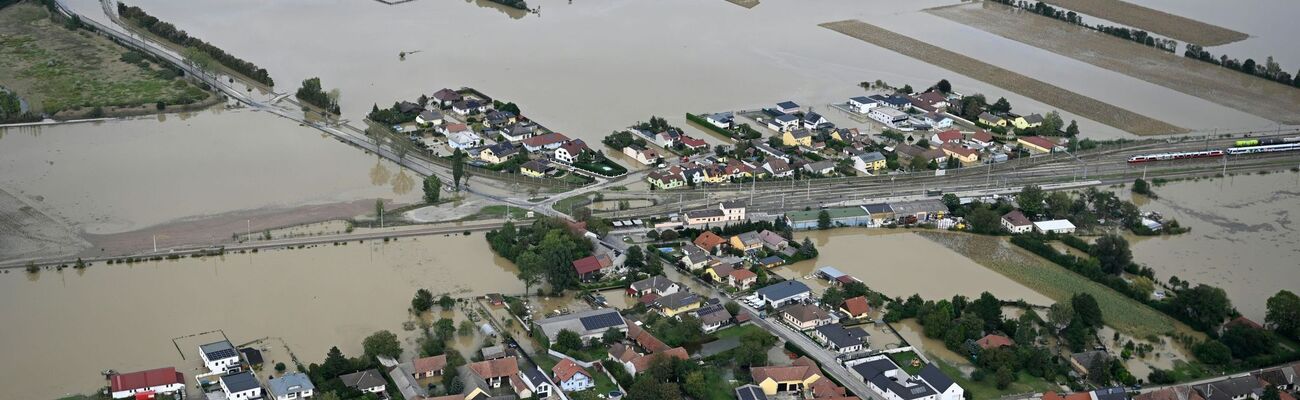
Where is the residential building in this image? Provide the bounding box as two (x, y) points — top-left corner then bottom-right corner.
(756, 256), (784, 269)
(680, 135), (709, 151)
(654, 292), (704, 317)
(970, 130), (995, 148)
(729, 268), (758, 289)
(854, 151), (888, 175)
(730, 231), (763, 252)
(758, 230), (788, 250)
(1033, 219), (1076, 234)
(813, 324), (869, 354)
(629, 276), (682, 297)
(871, 94), (912, 109)
(781, 303), (833, 330)
(941, 144), (979, 164)
(479, 142), (518, 164)
(1253, 365), (1297, 391)
(520, 368), (553, 399)
(1193, 376), (1263, 400)
(1001, 210), (1033, 233)
(522, 132), (570, 152)
(1069, 350), (1109, 376)
(786, 207), (871, 230)
(763, 158), (793, 178)
(693, 231), (727, 252)
(647, 169), (686, 189)
(736, 384), (770, 400)
(978, 112), (1006, 127)
(802, 112), (828, 129)
(267, 372), (315, 400)
(535, 307), (627, 344)
(975, 334), (1014, 350)
(413, 355), (447, 378)
(851, 355), (964, 400)
(200, 340), (241, 373)
(803, 160), (837, 175)
(753, 141), (790, 162)
(468, 357), (520, 390)
(416, 110), (444, 126)
(520, 159), (553, 178)
(109, 367), (186, 399)
(572, 254), (612, 282)
(868, 107), (909, 126)
(681, 245), (711, 270)
(554, 140), (590, 164)
(706, 112), (734, 128)
(931, 130), (963, 145)
(656, 130), (681, 148)
(831, 127), (862, 142)
(706, 262), (736, 283)
(776, 101), (801, 114)
(552, 359), (595, 392)
(500, 124), (537, 142)
(685, 201), (745, 225)
(431, 88), (462, 107)
(221, 371), (263, 400)
(623, 145), (660, 165)
(694, 302), (734, 333)
(1011, 113), (1045, 130)
(751, 357), (823, 395)
(338, 369), (386, 394)
(841, 296), (872, 320)
(481, 345), (513, 360)
(451, 100), (486, 115)
(1018, 136), (1062, 153)
(756, 281), (812, 308)
(446, 129), (482, 151)
(769, 113), (801, 132)
(783, 129), (814, 147)
(849, 96), (880, 113)
(924, 112), (954, 129)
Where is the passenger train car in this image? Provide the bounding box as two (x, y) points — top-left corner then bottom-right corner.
(1127, 150), (1224, 163)
(1227, 142), (1300, 155)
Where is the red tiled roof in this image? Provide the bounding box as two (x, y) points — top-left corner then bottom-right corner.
(810, 377), (846, 398)
(935, 130), (962, 143)
(1227, 316), (1264, 330)
(841, 296), (871, 317)
(836, 275), (857, 284)
(572, 255), (604, 275)
(693, 231), (727, 250)
(680, 136), (708, 149)
(629, 324), (670, 353)
(523, 132), (570, 147)
(110, 367), (184, 393)
(552, 358), (589, 382)
(972, 130), (993, 143)
(629, 348), (689, 372)
(730, 268), (757, 282)
(752, 359), (821, 384)
(468, 357), (518, 379)
(1002, 210), (1031, 226)
(1020, 136), (1058, 150)
(976, 334), (1015, 349)
(1044, 392), (1092, 400)
(414, 355), (447, 375)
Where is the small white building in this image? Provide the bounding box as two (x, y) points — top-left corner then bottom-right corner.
(1033, 219), (1076, 234)
(339, 369), (387, 394)
(199, 340), (240, 373)
(849, 96), (880, 113)
(220, 371), (263, 400)
(109, 367), (186, 399)
(267, 372), (315, 400)
(552, 359), (595, 392)
(755, 281), (811, 308)
(868, 107), (909, 126)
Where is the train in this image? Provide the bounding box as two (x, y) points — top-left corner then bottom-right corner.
(1127, 150), (1224, 163)
(1234, 137), (1300, 147)
(1227, 142), (1300, 155)
(1127, 137), (1300, 163)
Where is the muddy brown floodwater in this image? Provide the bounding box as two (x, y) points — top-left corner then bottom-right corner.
(777, 229), (1052, 305)
(1120, 172), (1300, 322)
(0, 235), (523, 399)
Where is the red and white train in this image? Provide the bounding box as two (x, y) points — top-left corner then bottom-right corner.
(1126, 149), (1225, 163)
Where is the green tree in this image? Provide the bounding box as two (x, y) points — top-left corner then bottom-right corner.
(941, 193), (960, 212)
(275, 362), (286, 373)
(817, 209), (832, 230)
(452, 149), (466, 189)
(363, 330), (403, 360)
(821, 287), (846, 310)
(1016, 185), (1046, 217)
(644, 245), (663, 276)
(438, 294), (455, 310)
(1220, 325), (1275, 358)
(1090, 234), (1132, 275)
(423, 175), (442, 204)
(412, 288), (434, 313)
(991, 97), (1012, 113)
(1045, 191), (1073, 219)
(321, 346), (350, 379)
(909, 155), (929, 171)
(798, 237), (819, 258)
(1132, 178), (1153, 197)
(935, 79), (952, 93)
(555, 329), (583, 352)
(1266, 290), (1300, 340)
(725, 301), (741, 316)
(1172, 284), (1233, 331)
(1193, 340), (1231, 365)
(684, 370), (709, 399)
(966, 206), (1003, 234)
(1071, 293), (1103, 329)
(1066, 120), (1080, 136)
(624, 245), (645, 272)
(1048, 302), (1074, 332)
(995, 366), (1015, 389)
(969, 292), (1003, 331)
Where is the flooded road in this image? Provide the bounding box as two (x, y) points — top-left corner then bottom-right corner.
(0, 235), (522, 399)
(778, 229), (1052, 305)
(1122, 171), (1300, 321)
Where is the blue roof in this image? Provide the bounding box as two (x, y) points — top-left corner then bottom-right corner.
(758, 256), (783, 265)
(267, 373), (315, 396)
(756, 281), (810, 301)
(775, 114), (798, 123)
(858, 151), (886, 162)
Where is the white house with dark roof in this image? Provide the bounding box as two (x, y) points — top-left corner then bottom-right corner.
(813, 324), (870, 354)
(339, 369), (387, 394)
(200, 340), (240, 373)
(776, 101), (800, 114)
(220, 371), (263, 400)
(629, 275), (682, 297)
(536, 308), (627, 344)
(768, 114), (801, 132)
(755, 281), (811, 308)
(850, 355), (963, 400)
(706, 112), (734, 128)
(850, 96), (880, 113)
(267, 372), (315, 400)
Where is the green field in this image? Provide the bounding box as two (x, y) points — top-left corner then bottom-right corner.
(917, 231), (1202, 340)
(470, 205), (531, 220)
(0, 3), (208, 115)
(551, 194), (592, 214)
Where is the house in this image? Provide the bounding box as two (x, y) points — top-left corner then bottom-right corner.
(451, 100), (485, 115)
(813, 324), (869, 354)
(841, 296), (871, 320)
(756, 281), (812, 308)
(485, 110), (518, 127)
(1033, 219), (1076, 234)
(975, 334), (1014, 350)
(736, 384), (770, 400)
(862, 203), (895, 226)
(625, 347), (690, 376)
(730, 231), (764, 252)
(1193, 376), (1263, 400)
(481, 345), (514, 361)
(267, 372), (315, 400)
(623, 146), (660, 165)
(763, 158), (793, 178)
(432, 88), (462, 107)
(552, 359), (595, 392)
(520, 159), (554, 178)
(468, 357), (520, 390)
(783, 129), (814, 147)
(751, 357), (823, 395)
(780, 303), (833, 330)
(408, 355), (448, 380)
(868, 107), (909, 126)
(756, 256), (784, 269)
(446, 130), (482, 151)
(240, 348), (264, 368)
(970, 130), (995, 148)
(200, 340), (241, 373)
(831, 127), (862, 142)
(681, 245), (711, 270)
(416, 110), (444, 126)
(914, 91), (950, 110)
(1253, 366), (1297, 391)
(1001, 210), (1033, 233)
(397, 101), (424, 114)
(1012, 113), (1045, 130)
(872, 94), (913, 109)
(978, 112), (1006, 127)
(647, 169), (686, 190)
(706, 262), (736, 283)
(109, 367), (186, 399)
(803, 112), (828, 129)
(500, 124), (537, 142)
(1069, 350), (1110, 376)
(522, 132), (570, 152)
(758, 230), (788, 250)
(655, 130), (682, 148)
(769, 114), (801, 132)
(849, 96), (880, 113)
(685, 208), (726, 226)
(655, 292), (704, 317)
(680, 135), (709, 151)
(729, 268), (758, 289)
(706, 112), (734, 128)
(777, 101), (801, 114)
(479, 142), (519, 164)
(535, 307), (627, 344)
(786, 207), (871, 230)
(554, 140), (590, 164)
(852, 355), (964, 400)
(1018, 136), (1062, 153)
(803, 160), (837, 175)
(940, 144), (979, 165)
(221, 371), (263, 400)
(853, 151), (888, 175)
(693, 231), (727, 252)
(695, 302), (734, 333)
(629, 276), (682, 297)
(520, 368), (553, 399)
(572, 254), (613, 282)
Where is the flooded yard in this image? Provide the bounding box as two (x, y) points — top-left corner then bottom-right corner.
(0, 235), (522, 399)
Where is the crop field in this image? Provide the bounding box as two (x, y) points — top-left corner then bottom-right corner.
(1038, 0), (1247, 46)
(818, 20), (1187, 136)
(929, 3), (1300, 124)
(917, 231), (1202, 340)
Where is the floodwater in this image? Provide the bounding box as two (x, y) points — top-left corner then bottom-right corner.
(1119, 0), (1300, 67)
(1096, 325), (1191, 381)
(893, 319), (976, 374)
(0, 235), (522, 399)
(778, 229), (1052, 305)
(1121, 171), (1300, 321)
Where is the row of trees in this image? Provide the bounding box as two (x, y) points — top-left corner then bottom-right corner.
(1185, 45), (1299, 88)
(368, 102), (421, 125)
(118, 3), (275, 86)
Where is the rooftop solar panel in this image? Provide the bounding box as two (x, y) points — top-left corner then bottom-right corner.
(578, 312), (623, 331)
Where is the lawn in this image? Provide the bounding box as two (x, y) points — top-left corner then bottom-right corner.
(715, 324), (770, 341)
(0, 3), (209, 114)
(930, 358), (1060, 400)
(573, 159), (628, 177)
(887, 350), (925, 375)
(469, 205), (531, 220)
(552, 194), (592, 214)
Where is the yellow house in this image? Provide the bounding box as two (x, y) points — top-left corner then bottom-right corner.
(978, 112), (1006, 127)
(479, 143), (516, 165)
(1017, 136), (1060, 154)
(729, 231), (763, 252)
(782, 129), (813, 147)
(520, 160), (551, 178)
(655, 292), (703, 317)
(647, 171), (686, 190)
(705, 262), (735, 283)
(830, 127), (859, 142)
(1011, 113), (1045, 130)
(940, 144), (979, 164)
(751, 358), (823, 395)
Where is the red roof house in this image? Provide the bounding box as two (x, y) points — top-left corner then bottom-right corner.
(110, 367), (185, 397)
(976, 334), (1015, 350)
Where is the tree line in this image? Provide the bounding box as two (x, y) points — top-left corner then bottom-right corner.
(992, 0), (1178, 53)
(1185, 44), (1300, 88)
(118, 3), (275, 86)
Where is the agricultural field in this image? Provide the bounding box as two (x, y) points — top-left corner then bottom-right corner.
(917, 231), (1201, 340)
(1038, 0), (1247, 46)
(0, 2), (209, 116)
(818, 20), (1186, 136)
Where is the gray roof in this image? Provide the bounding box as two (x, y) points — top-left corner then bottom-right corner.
(777, 101), (799, 109)
(536, 308), (626, 340)
(267, 373), (315, 396)
(339, 369), (387, 390)
(221, 371), (261, 393)
(854, 357), (939, 400)
(686, 208), (725, 219)
(850, 96), (873, 104)
(756, 281), (810, 302)
(1092, 387), (1130, 400)
(630, 276), (679, 293)
(201, 340), (237, 360)
(736, 384), (769, 400)
(815, 324), (868, 348)
(890, 199), (947, 215)
(1195, 376), (1262, 400)
(918, 363), (957, 392)
(695, 303), (732, 325)
(775, 114), (799, 123)
(521, 368), (550, 389)
(804, 160), (836, 172)
(862, 203), (893, 214)
(655, 292), (701, 310)
(858, 151), (886, 163)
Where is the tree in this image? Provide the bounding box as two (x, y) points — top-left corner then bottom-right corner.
(1193, 340), (1231, 365)
(275, 362), (287, 373)
(438, 294), (455, 311)
(991, 97), (1012, 113)
(1220, 325), (1275, 359)
(412, 288), (434, 313)
(452, 150), (466, 189)
(1266, 290), (1300, 340)
(909, 155), (929, 171)
(1066, 120), (1080, 137)
(1171, 284), (1233, 331)
(321, 346), (350, 378)
(1071, 293), (1103, 329)
(966, 206), (1002, 234)
(935, 79), (952, 93)
(423, 175), (442, 204)
(644, 245), (664, 276)
(798, 237), (819, 258)
(942, 193), (960, 212)
(1048, 302), (1075, 332)
(817, 210), (832, 230)
(821, 287), (846, 310)
(434, 318), (456, 340)
(363, 330), (403, 360)
(725, 301), (741, 316)
(1242, 58), (1257, 74)
(1090, 235), (1132, 275)
(1132, 178), (1153, 197)
(969, 292), (1003, 331)
(1045, 191), (1072, 219)
(1016, 185), (1046, 217)
(995, 366), (1015, 389)
(1041, 111), (1065, 133)
(624, 245), (645, 272)
(555, 329), (583, 352)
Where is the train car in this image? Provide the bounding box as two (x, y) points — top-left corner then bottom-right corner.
(1236, 139), (1259, 147)
(1226, 142), (1300, 155)
(1236, 137), (1299, 147)
(1127, 150), (1225, 163)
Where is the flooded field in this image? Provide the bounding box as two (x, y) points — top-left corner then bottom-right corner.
(893, 319), (975, 374)
(0, 235), (522, 399)
(1037, 0), (1246, 46)
(1122, 172), (1300, 321)
(777, 229), (1052, 305)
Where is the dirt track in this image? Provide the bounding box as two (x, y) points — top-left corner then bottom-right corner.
(0, 187), (89, 262)
(818, 20), (1186, 136)
(929, 3), (1300, 125)
(1039, 0), (1247, 46)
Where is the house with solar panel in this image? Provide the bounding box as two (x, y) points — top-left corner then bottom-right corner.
(199, 340), (241, 373)
(849, 354), (964, 400)
(535, 308), (627, 345)
(220, 371), (263, 400)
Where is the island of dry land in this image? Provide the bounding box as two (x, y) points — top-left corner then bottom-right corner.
(929, 2), (1300, 125)
(818, 20), (1187, 136)
(0, 2), (213, 119)
(1038, 0), (1247, 46)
